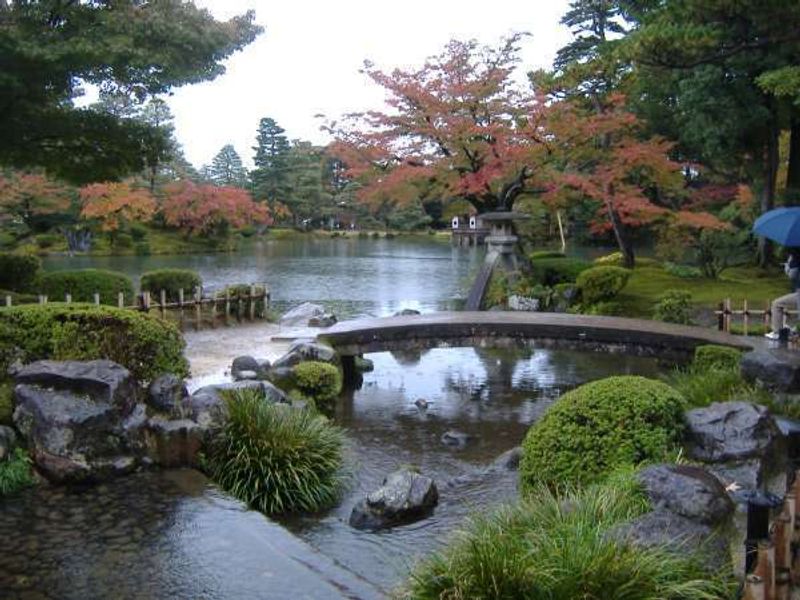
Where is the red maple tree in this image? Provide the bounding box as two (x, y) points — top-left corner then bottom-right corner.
(0, 170), (73, 227)
(326, 34), (549, 216)
(161, 181), (270, 236)
(79, 181), (156, 237)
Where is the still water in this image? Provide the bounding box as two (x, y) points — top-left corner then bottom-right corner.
(5, 237), (663, 598)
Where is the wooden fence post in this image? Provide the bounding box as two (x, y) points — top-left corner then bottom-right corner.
(225, 288), (230, 320)
(160, 289), (167, 319)
(717, 301), (725, 332)
(249, 285), (256, 321)
(38, 294), (46, 305)
(65, 293), (71, 304)
(753, 541), (775, 600)
(178, 288), (184, 327)
(743, 299), (749, 337)
(724, 298), (732, 333)
(118, 292), (124, 309)
(194, 286), (201, 330)
(4, 295), (11, 308)
(93, 293), (100, 305)
(743, 574), (765, 600)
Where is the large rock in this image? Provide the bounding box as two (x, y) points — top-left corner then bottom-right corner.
(609, 510), (731, 572)
(637, 464), (734, 526)
(147, 374), (188, 416)
(184, 380), (289, 431)
(12, 360), (144, 483)
(280, 302), (326, 327)
(742, 348), (800, 393)
(349, 469), (439, 530)
(394, 308), (421, 317)
(0, 425), (17, 462)
(231, 355), (269, 381)
(145, 417), (203, 468)
(441, 430), (472, 448)
(685, 401), (786, 493)
(271, 341), (339, 369)
(308, 314), (337, 328)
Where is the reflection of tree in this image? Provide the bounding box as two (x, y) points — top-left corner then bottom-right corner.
(389, 347), (430, 366)
(444, 347), (535, 402)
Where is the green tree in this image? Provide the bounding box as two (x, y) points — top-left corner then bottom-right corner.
(207, 144), (248, 188)
(0, 1), (261, 184)
(284, 142), (330, 225)
(251, 117), (291, 205)
(625, 0), (800, 263)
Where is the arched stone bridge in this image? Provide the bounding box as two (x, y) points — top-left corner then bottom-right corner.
(316, 312), (754, 380)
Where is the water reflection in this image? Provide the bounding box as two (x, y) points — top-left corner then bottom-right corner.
(280, 346), (662, 589)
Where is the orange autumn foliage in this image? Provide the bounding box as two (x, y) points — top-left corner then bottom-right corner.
(80, 182), (156, 231)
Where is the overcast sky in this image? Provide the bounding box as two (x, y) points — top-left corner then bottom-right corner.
(168, 0), (572, 169)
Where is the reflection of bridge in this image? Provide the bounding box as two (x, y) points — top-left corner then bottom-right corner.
(317, 312), (753, 382)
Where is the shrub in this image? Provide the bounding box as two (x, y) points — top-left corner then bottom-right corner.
(114, 233), (134, 248)
(0, 303), (188, 382)
(0, 380), (12, 426)
(520, 376), (686, 489)
(35, 233), (61, 249)
(0, 289), (38, 305)
(0, 448), (35, 496)
(664, 262), (703, 279)
(129, 223), (148, 241)
(37, 269), (134, 305)
(576, 266), (631, 305)
(593, 251), (623, 265)
(666, 367), (762, 409)
(140, 269), (202, 302)
(406, 474), (734, 600)
(529, 250), (565, 260)
(293, 362), (342, 411)
(134, 242), (151, 256)
(530, 257), (592, 286)
(0, 253), (41, 292)
(694, 345), (742, 372)
(583, 300), (622, 316)
(653, 289), (693, 324)
(206, 388), (346, 514)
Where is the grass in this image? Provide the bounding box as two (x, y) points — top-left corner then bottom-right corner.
(0, 379), (13, 426)
(404, 473), (735, 600)
(615, 263), (786, 320)
(205, 388), (346, 515)
(0, 448), (35, 496)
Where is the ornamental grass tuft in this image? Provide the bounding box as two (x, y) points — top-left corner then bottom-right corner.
(0, 448), (35, 496)
(405, 474), (735, 600)
(206, 388), (346, 515)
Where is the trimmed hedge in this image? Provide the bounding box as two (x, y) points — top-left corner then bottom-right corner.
(293, 361), (342, 411)
(694, 345), (742, 372)
(520, 376), (686, 489)
(654, 289), (693, 325)
(0, 253), (41, 292)
(140, 269), (202, 302)
(37, 269), (134, 305)
(0, 303), (188, 382)
(576, 266), (631, 305)
(530, 257), (591, 286)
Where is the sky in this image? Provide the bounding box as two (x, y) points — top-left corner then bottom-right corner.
(168, 0), (573, 170)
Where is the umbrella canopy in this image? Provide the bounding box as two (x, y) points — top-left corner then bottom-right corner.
(753, 207), (800, 247)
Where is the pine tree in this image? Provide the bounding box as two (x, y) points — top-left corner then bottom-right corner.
(208, 144), (248, 188)
(251, 117), (291, 202)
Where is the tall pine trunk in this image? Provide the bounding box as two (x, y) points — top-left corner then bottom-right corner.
(787, 115), (800, 205)
(758, 114), (780, 267)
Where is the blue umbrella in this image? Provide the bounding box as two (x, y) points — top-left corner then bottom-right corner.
(753, 207), (800, 246)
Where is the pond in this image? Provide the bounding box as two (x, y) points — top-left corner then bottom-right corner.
(4, 236), (665, 597)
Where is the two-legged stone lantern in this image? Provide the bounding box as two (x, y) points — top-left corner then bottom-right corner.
(465, 211), (529, 310)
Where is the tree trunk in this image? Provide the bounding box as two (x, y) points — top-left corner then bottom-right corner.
(606, 200), (635, 268)
(758, 115), (780, 266)
(787, 114), (800, 205)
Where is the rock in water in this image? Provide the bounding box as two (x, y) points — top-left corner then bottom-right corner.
(271, 341), (339, 369)
(231, 355), (265, 381)
(741, 348), (800, 392)
(349, 469), (439, 530)
(184, 380), (289, 431)
(12, 360), (144, 483)
(394, 309), (421, 316)
(279, 302), (326, 327)
(147, 374), (188, 416)
(637, 464), (734, 526)
(441, 430), (472, 448)
(308, 313), (337, 328)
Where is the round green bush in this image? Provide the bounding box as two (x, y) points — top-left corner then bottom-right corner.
(576, 266), (631, 305)
(206, 389), (345, 514)
(34, 233), (61, 249)
(140, 269), (202, 302)
(37, 269), (134, 305)
(593, 251), (623, 266)
(693, 345), (742, 372)
(520, 376), (687, 490)
(530, 257), (591, 286)
(654, 289), (693, 324)
(293, 361), (342, 411)
(0, 253), (41, 292)
(0, 303), (188, 382)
